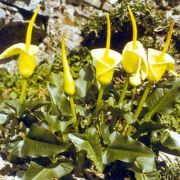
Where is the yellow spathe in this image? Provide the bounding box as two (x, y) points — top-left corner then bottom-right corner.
(91, 14), (122, 85)
(61, 33), (75, 96)
(121, 6), (148, 86)
(0, 6), (40, 78)
(122, 41), (148, 76)
(91, 48), (122, 85)
(147, 20), (178, 82)
(147, 48), (175, 82)
(121, 41), (148, 86)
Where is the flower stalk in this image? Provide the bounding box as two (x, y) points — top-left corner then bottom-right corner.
(118, 74), (129, 104)
(69, 96), (78, 132)
(96, 86), (105, 110)
(19, 79), (28, 104)
(131, 87), (137, 109)
(134, 82), (152, 120)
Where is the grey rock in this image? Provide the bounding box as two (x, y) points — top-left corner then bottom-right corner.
(0, 2), (47, 53)
(16, 170), (25, 178)
(0, 8), (6, 29)
(5, 0), (42, 11)
(0, 8), (6, 18)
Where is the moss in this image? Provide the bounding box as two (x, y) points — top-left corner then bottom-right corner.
(0, 47), (92, 101)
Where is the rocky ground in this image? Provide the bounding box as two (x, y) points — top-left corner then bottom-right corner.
(0, 0), (117, 72)
(0, 0), (180, 179)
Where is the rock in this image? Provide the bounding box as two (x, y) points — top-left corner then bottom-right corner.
(158, 151), (180, 166)
(0, 8), (6, 29)
(16, 170), (25, 178)
(0, 8), (6, 18)
(0, 3), (47, 53)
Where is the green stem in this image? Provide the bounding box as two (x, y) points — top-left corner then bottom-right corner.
(75, 150), (86, 177)
(118, 74), (129, 104)
(134, 83), (151, 120)
(96, 86), (105, 110)
(19, 79), (28, 104)
(131, 87), (137, 110)
(69, 96), (78, 132)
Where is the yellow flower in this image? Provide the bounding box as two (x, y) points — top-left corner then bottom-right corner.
(0, 6), (40, 78)
(121, 6), (148, 86)
(147, 21), (178, 82)
(91, 14), (122, 85)
(61, 33), (75, 96)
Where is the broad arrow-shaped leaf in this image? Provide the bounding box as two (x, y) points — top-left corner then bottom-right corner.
(22, 162), (73, 180)
(160, 130), (180, 152)
(44, 114), (72, 133)
(103, 132), (155, 166)
(68, 127), (103, 172)
(75, 64), (94, 98)
(146, 78), (180, 117)
(8, 136), (69, 158)
(47, 83), (71, 116)
(28, 124), (61, 145)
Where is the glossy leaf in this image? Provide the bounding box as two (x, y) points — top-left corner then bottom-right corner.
(47, 83), (71, 116)
(146, 78), (180, 116)
(22, 162), (73, 180)
(44, 114), (72, 132)
(135, 157), (156, 173)
(103, 131), (155, 164)
(160, 130), (180, 151)
(100, 123), (110, 145)
(134, 121), (166, 134)
(50, 72), (64, 91)
(28, 124), (61, 145)
(134, 170), (160, 180)
(75, 64), (95, 98)
(8, 136), (69, 157)
(68, 127), (103, 172)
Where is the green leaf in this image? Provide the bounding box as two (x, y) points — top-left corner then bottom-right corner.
(44, 114), (72, 132)
(75, 65), (94, 98)
(135, 121), (166, 134)
(146, 78), (180, 117)
(28, 124), (61, 145)
(8, 136), (69, 157)
(160, 130), (180, 151)
(134, 170), (160, 180)
(135, 157), (156, 173)
(100, 123), (110, 145)
(50, 72), (64, 91)
(68, 127), (103, 172)
(47, 83), (71, 116)
(5, 100), (22, 116)
(22, 162), (73, 180)
(103, 132), (155, 165)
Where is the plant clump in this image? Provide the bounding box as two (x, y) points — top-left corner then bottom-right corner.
(0, 2), (179, 180)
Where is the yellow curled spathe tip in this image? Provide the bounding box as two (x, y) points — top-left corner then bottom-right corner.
(128, 5), (137, 49)
(25, 5), (41, 52)
(103, 14), (111, 63)
(161, 20), (174, 57)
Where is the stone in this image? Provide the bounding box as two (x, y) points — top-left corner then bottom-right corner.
(0, 1), (47, 53)
(0, 8), (6, 29)
(0, 8), (6, 18)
